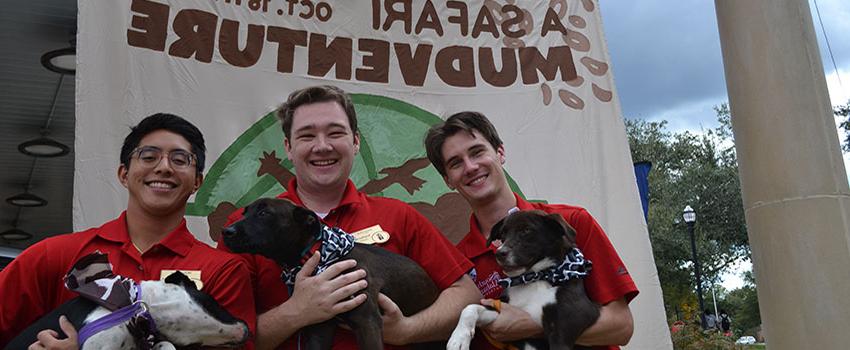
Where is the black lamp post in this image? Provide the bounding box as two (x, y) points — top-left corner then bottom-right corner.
(683, 205), (706, 329)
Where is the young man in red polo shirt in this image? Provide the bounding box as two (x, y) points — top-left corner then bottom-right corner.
(0, 114), (256, 349)
(424, 111), (639, 350)
(222, 85), (481, 349)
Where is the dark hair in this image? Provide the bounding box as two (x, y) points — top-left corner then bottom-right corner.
(120, 113), (206, 175)
(424, 111), (503, 176)
(276, 85), (358, 139)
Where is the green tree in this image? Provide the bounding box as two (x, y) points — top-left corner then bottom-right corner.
(836, 100), (850, 151)
(720, 272), (762, 336)
(626, 104), (751, 321)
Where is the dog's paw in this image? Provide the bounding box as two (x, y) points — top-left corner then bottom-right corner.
(153, 341), (177, 350)
(446, 328), (474, 350)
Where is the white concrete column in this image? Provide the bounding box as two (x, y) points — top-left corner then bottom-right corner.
(714, 1), (850, 349)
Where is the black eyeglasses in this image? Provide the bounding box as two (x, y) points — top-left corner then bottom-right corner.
(131, 146), (196, 169)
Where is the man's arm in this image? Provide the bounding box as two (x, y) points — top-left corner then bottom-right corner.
(575, 298), (633, 346)
(255, 253), (368, 350)
(481, 297), (634, 346)
(0, 241), (58, 348)
(378, 275), (481, 344)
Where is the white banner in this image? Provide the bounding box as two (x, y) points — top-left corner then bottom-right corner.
(76, 0), (671, 348)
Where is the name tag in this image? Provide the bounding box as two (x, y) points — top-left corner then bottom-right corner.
(160, 270), (203, 290)
(351, 225), (390, 245)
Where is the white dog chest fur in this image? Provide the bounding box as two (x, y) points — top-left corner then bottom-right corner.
(505, 280), (559, 324)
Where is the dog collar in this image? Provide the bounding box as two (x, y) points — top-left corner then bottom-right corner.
(77, 285), (162, 349)
(297, 235), (324, 265)
(497, 248), (593, 288)
(281, 224), (356, 286)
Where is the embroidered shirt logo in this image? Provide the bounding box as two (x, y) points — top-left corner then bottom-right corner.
(476, 271), (504, 299)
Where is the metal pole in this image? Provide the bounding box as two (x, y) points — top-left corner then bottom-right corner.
(688, 220), (706, 329)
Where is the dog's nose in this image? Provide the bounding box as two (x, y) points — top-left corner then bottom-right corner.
(495, 248), (509, 261)
(222, 226), (237, 238)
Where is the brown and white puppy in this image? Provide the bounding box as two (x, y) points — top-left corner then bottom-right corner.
(222, 198), (440, 350)
(448, 210), (600, 350)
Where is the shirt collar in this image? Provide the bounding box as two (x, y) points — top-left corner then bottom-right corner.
(96, 212), (195, 257)
(513, 192), (535, 211)
(456, 215), (493, 259)
(279, 178), (363, 210)
(458, 192), (532, 259)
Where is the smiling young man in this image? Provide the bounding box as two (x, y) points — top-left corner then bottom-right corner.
(221, 85), (481, 349)
(424, 111), (639, 350)
(0, 113), (256, 349)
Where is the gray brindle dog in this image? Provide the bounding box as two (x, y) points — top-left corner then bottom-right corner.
(448, 210), (600, 350)
(222, 198), (441, 350)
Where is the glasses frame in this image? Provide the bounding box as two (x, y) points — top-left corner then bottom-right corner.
(130, 145), (197, 170)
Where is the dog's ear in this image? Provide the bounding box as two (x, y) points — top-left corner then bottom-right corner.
(164, 271), (199, 290)
(293, 205), (320, 229)
(544, 213), (577, 246)
(487, 217), (508, 245)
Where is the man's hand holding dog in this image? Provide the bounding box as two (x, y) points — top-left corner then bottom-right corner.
(378, 275), (482, 345)
(256, 252), (368, 350)
(28, 315), (78, 350)
(482, 298), (635, 346)
(377, 293), (415, 345)
(291, 252), (369, 324)
(479, 299), (544, 342)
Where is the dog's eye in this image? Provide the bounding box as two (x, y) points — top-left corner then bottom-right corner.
(257, 209), (268, 217)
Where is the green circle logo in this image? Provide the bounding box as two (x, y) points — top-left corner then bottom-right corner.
(187, 94), (527, 243)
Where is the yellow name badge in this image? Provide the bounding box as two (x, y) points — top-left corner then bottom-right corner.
(160, 270), (203, 290)
(351, 225), (390, 245)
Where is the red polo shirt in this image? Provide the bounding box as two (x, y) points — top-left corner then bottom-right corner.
(456, 193), (638, 350)
(222, 179), (473, 350)
(0, 212), (256, 349)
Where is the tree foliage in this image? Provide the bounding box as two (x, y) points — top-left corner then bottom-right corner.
(626, 104), (751, 321)
(718, 272), (762, 336)
(836, 100), (850, 152)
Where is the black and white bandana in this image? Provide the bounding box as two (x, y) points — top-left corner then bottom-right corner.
(281, 225), (356, 286)
(65, 252), (164, 349)
(497, 248), (592, 288)
(63, 251), (138, 311)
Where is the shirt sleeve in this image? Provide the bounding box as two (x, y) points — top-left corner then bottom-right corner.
(401, 204), (474, 290)
(249, 255), (290, 314)
(568, 209), (639, 305)
(202, 255), (258, 350)
(0, 241), (57, 347)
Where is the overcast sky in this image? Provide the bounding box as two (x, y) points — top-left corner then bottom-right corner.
(598, 0), (850, 289)
(600, 0), (850, 132)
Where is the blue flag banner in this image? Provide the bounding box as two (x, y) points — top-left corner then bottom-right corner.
(634, 161), (652, 222)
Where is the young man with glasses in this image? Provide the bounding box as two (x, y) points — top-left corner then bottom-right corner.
(0, 113), (256, 349)
(423, 112), (638, 350)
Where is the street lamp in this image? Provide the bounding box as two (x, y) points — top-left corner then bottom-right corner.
(683, 205), (707, 329)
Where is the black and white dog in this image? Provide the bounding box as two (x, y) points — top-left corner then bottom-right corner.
(222, 198), (440, 350)
(448, 210), (600, 350)
(6, 259), (249, 350)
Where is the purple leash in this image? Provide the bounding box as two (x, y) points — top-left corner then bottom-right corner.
(77, 285), (159, 348)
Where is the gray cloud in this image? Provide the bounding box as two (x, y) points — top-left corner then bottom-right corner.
(599, 0), (850, 127)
